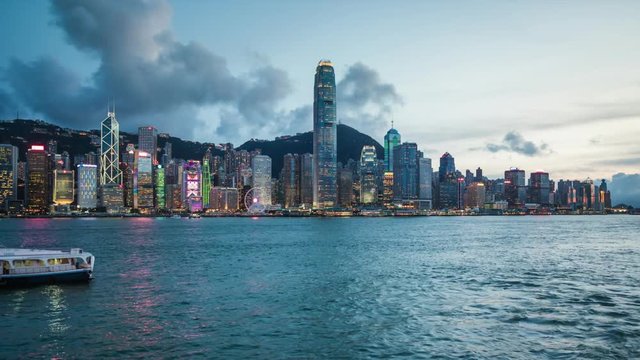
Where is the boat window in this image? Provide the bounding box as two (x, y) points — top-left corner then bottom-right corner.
(47, 258), (72, 265)
(86, 257), (92, 264)
(13, 259), (45, 267)
(1, 261), (9, 274)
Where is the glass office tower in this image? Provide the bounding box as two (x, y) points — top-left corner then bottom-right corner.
(313, 60), (337, 209)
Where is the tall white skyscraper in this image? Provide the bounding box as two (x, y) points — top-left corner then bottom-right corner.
(251, 155), (272, 205)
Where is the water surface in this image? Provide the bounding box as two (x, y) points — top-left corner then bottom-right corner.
(0, 216), (639, 358)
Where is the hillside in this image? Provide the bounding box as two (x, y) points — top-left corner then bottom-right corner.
(0, 119), (383, 177)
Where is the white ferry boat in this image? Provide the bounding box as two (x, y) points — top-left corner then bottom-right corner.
(0, 248), (95, 286)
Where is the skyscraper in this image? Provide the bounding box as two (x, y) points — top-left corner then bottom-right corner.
(438, 152), (455, 182)
(155, 164), (165, 209)
(282, 153), (300, 208)
(300, 153), (314, 208)
(53, 170), (74, 206)
(418, 157), (433, 209)
(337, 165), (354, 208)
(133, 150), (154, 209)
(202, 149), (212, 208)
(504, 168), (526, 208)
(313, 60), (337, 209)
(529, 171), (550, 205)
(359, 145), (378, 204)
(138, 126), (158, 165)
(26, 145), (49, 212)
(392, 143), (419, 202)
(77, 164), (97, 209)
(183, 160), (203, 212)
(0, 144), (18, 209)
(101, 111), (122, 186)
(383, 126), (401, 172)
(251, 155), (272, 206)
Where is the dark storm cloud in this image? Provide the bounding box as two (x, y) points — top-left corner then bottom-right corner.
(3, 0), (292, 139)
(337, 62), (402, 134)
(0, 87), (17, 118)
(609, 173), (640, 207)
(486, 131), (550, 156)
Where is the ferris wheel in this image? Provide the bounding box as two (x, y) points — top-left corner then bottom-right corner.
(244, 187), (267, 213)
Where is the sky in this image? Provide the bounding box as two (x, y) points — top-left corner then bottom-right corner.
(0, 0), (639, 201)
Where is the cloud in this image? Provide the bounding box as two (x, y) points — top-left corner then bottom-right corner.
(609, 173), (640, 207)
(2, 0), (292, 142)
(0, 87), (17, 118)
(337, 62), (402, 136)
(486, 131), (550, 156)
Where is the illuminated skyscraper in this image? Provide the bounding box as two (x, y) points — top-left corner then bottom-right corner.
(202, 149), (212, 208)
(359, 145), (378, 204)
(138, 126), (158, 165)
(337, 165), (353, 208)
(282, 153), (300, 208)
(383, 126), (401, 172)
(26, 145), (49, 212)
(0, 144), (18, 208)
(133, 150), (154, 209)
(392, 143), (419, 202)
(464, 182), (486, 208)
(155, 164), (165, 209)
(251, 155), (272, 206)
(53, 170), (74, 206)
(77, 164), (97, 209)
(182, 160), (203, 212)
(313, 60), (337, 209)
(529, 171), (550, 205)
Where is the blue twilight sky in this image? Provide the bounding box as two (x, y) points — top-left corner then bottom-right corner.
(0, 0), (639, 186)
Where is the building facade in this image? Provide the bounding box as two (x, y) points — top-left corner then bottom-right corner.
(359, 145), (378, 204)
(53, 170), (74, 206)
(251, 155), (272, 206)
(0, 144), (18, 209)
(383, 127), (401, 172)
(77, 164), (97, 209)
(26, 145), (49, 212)
(138, 126), (158, 165)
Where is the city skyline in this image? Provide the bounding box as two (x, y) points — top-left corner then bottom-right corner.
(0, 0), (639, 183)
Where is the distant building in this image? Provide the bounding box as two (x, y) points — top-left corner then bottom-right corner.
(202, 150), (212, 208)
(338, 165), (354, 208)
(182, 160), (203, 212)
(138, 126), (158, 165)
(53, 170), (74, 206)
(599, 179), (612, 209)
(439, 173), (464, 209)
(464, 182), (486, 208)
(359, 145), (378, 204)
(529, 171), (550, 206)
(313, 60), (338, 209)
(210, 187), (239, 212)
(418, 157), (433, 209)
(281, 153), (300, 208)
(438, 152), (455, 182)
(100, 111), (122, 186)
(0, 144), (18, 209)
(133, 150), (154, 209)
(392, 143), (419, 202)
(251, 155), (272, 206)
(504, 168), (526, 209)
(383, 172), (394, 208)
(155, 164), (165, 209)
(26, 145), (49, 212)
(77, 164), (97, 209)
(300, 153), (313, 207)
(383, 126), (401, 172)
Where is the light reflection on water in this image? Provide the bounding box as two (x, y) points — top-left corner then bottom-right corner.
(0, 216), (638, 358)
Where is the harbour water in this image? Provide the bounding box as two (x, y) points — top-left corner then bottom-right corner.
(0, 216), (639, 358)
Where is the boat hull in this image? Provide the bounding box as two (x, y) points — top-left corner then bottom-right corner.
(0, 269), (92, 287)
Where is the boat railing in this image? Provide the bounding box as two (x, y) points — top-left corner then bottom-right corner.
(9, 264), (76, 275)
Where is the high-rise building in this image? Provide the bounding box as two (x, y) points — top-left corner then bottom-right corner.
(202, 150), (212, 208)
(438, 152), (455, 182)
(313, 60), (337, 209)
(581, 179), (596, 210)
(138, 126), (158, 165)
(475, 167), (483, 182)
(182, 160), (203, 212)
(338, 165), (354, 208)
(210, 187), (239, 212)
(53, 170), (74, 205)
(101, 111), (122, 186)
(529, 171), (550, 206)
(439, 173), (463, 209)
(26, 145), (49, 212)
(418, 157), (433, 209)
(599, 179), (612, 209)
(0, 144), (18, 209)
(77, 164), (97, 209)
(464, 182), (486, 209)
(282, 153), (300, 208)
(154, 164), (165, 209)
(504, 168), (526, 208)
(300, 153), (313, 207)
(383, 126), (401, 172)
(383, 172), (394, 208)
(392, 143), (419, 202)
(251, 155), (272, 206)
(359, 145), (378, 204)
(133, 150), (154, 209)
